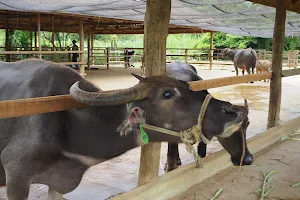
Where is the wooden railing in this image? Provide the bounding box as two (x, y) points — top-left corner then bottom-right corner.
(1, 69), (300, 119)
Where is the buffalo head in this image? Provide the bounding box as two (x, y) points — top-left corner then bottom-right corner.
(216, 99), (253, 166)
(219, 48), (231, 58)
(70, 74), (247, 147)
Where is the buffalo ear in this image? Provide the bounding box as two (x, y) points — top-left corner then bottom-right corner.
(131, 73), (145, 81)
(244, 99), (249, 113)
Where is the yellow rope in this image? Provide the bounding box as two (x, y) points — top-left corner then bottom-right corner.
(142, 94), (213, 168)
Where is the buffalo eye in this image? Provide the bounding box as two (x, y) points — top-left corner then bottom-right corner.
(162, 90), (174, 99)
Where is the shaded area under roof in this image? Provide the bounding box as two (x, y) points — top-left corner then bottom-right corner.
(0, 0), (300, 37)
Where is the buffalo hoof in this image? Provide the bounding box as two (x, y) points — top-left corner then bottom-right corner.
(164, 157), (182, 172)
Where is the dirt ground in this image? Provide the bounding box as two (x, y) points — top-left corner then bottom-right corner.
(0, 64), (299, 199)
(172, 131), (300, 200)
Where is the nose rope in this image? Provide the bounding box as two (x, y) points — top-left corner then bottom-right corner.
(135, 94), (213, 168)
(239, 127), (246, 171)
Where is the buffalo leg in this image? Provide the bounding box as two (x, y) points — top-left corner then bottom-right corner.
(48, 187), (63, 200)
(234, 65), (239, 76)
(0, 164), (6, 186)
(165, 143), (182, 172)
(247, 69), (254, 83)
(5, 169), (31, 200)
(242, 70), (245, 75)
(197, 142), (207, 158)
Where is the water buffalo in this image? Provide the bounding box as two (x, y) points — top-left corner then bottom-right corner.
(165, 61), (253, 172)
(220, 48), (258, 76)
(0, 59), (247, 199)
(256, 60), (272, 82)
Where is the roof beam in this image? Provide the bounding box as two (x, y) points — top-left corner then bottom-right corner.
(247, 0), (300, 13)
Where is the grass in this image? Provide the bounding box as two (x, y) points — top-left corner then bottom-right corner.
(281, 129), (300, 141)
(254, 170), (276, 200)
(195, 188), (223, 200)
(292, 182), (300, 187)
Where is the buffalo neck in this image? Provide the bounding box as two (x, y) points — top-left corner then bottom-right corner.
(226, 50), (236, 61)
(64, 104), (139, 161)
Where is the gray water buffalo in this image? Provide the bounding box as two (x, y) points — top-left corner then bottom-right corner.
(220, 48), (258, 76)
(0, 59), (247, 200)
(165, 61), (253, 172)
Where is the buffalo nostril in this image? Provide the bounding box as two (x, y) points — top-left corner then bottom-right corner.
(242, 154), (253, 165)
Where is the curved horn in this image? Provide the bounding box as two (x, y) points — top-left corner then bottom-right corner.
(131, 73), (145, 81)
(70, 81), (149, 106)
(244, 99), (249, 113)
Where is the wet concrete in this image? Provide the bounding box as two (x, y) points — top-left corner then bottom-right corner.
(0, 65), (299, 200)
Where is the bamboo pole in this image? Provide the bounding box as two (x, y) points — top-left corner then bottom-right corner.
(79, 19), (85, 75)
(138, 0), (171, 187)
(209, 32), (214, 70)
(1, 69), (300, 120)
(37, 13), (42, 59)
(268, 0), (287, 128)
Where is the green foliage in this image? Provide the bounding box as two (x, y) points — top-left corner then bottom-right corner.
(1, 29), (300, 52)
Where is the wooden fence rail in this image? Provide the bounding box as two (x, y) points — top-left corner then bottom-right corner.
(0, 68), (299, 119)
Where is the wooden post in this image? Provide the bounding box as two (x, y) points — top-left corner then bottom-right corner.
(79, 18), (85, 75)
(267, 0), (287, 128)
(34, 29), (37, 51)
(185, 49), (188, 63)
(87, 19), (91, 70)
(138, 0), (171, 186)
(91, 32), (94, 65)
(51, 16), (55, 61)
(106, 48), (110, 69)
(5, 13), (10, 62)
(37, 13), (42, 59)
(30, 18), (33, 51)
(294, 50), (299, 69)
(209, 31), (214, 70)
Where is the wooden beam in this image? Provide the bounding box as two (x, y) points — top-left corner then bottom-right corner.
(37, 13), (42, 59)
(209, 31), (214, 70)
(138, 0), (171, 187)
(112, 116), (300, 200)
(268, 0), (287, 128)
(247, 0), (300, 13)
(282, 68), (300, 77)
(1, 70), (299, 120)
(0, 95), (85, 119)
(79, 18), (85, 75)
(0, 50), (83, 55)
(189, 72), (272, 91)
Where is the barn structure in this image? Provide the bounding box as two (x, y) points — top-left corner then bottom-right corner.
(1, 0), (300, 199)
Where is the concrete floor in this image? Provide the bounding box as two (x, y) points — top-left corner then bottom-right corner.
(0, 64), (299, 200)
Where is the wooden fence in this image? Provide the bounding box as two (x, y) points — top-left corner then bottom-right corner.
(1, 47), (299, 70)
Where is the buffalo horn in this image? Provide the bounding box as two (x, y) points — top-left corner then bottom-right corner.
(70, 81), (149, 106)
